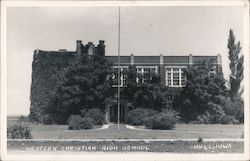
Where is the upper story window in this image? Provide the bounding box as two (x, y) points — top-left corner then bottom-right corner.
(166, 66), (186, 87)
(136, 66), (158, 83)
(112, 66), (128, 87)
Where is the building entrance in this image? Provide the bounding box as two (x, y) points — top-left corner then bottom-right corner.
(110, 104), (125, 123)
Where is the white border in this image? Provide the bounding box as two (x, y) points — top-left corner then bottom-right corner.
(1, 1), (249, 161)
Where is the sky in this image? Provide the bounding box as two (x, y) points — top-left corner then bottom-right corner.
(7, 6), (245, 116)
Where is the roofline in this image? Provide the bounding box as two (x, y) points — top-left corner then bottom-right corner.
(34, 49), (76, 53)
(106, 54), (220, 57)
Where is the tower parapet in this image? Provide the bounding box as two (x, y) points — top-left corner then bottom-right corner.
(76, 40), (105, 57)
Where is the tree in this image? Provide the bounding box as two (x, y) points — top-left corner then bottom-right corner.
(121, 65), (138, 102)
(228, 29), (244, 99)
(46, 53), (114, 124)
(173, 61), (228, 123)
(122, 67), (170, 111)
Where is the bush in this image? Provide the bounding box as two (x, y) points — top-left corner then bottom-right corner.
(68, 115), (94, 130)
(195, 112), (211, 124)
(79, 117), (94, 129)
(144, 110), (179, 130)
(220, 115), (236, 124)
(207, 102), (225, 124)
(83, 108), (105, 125)
(7, 123), (32, 139)
(224, 97), (244, 123)
(43, 114), (55, 125)
(127, 108), (158, 125)
(144, 117), (155, 129)
(145, 108), (158, 117)
(29, 107), (44, 124)
(194, 103), (226, 124)
(68, 115), (82, 130)
(127, 108), (147, 125)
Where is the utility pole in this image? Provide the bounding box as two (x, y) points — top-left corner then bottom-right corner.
(117, 6), (121, 130)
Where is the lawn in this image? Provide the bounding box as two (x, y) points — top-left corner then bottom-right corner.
(7, 120), (244, 139)
(7, 122), (244, 153)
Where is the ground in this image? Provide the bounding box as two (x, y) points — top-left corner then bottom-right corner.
(9, 123), (243, 139)
(7, 121), (244, 153)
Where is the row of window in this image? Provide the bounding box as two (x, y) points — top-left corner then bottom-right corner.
(111, 66), (216, 87)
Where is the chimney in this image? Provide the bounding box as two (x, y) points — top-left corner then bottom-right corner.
(87, 42), (94, 56)
(76, 40), (82, 55)
(88, 42), (93, 46)
(189, 53), (193, 65)
(217, 54), (222, 64)
(97, 40), (105, 56)
(130, 53), (134, 65)
(160, 54), (163, 65)
(99, 40), (105, 45)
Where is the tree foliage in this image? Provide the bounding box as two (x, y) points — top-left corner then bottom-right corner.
(122, 67), (172, 111)
(173, 61), (228, 123)
(46, 54), (113, 124)
(228, 29), (244, 99)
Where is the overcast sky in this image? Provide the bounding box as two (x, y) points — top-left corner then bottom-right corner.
(7, 6), (245, 115)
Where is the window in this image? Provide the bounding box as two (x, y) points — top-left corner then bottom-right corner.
(136, 66), (158, 83)
(166, 67), (186, 87)
(112, 66), (128, 87)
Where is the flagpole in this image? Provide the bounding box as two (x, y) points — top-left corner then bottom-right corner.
(117, 6), (121, 130)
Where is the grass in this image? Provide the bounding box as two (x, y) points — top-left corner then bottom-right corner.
(7, 120), (244, 153)
(7, 119), (244, 139)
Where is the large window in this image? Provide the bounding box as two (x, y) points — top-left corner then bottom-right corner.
(166, 67), (186, 87)
(112, 66), (128, 87)
(136, 66), (158, 83)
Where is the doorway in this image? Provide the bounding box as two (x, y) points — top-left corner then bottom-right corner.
(110, 104), (125, 123)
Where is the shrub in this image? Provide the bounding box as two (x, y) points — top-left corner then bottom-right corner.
(144, 117), (155, 129)
(68, 115), (82, 130)
(207, 102), (225, 124)
(68, 115), (94, 130)
(195, 112), (211, 124)
(79, 117), (94, 129)
(220, 115), (236, 124)
(127, 108), (147, 125)
(43, 114), (55, 125)
(7, 123), (32, 139)
(224, 97), (244, 123)
(83, 108), (105, 125)
(127, 108), (158, 125)
(145, 108), (158, 117)
(194, 103), (226, 124)
(29, 107), (44, 124)
(144, 110), (179, 130)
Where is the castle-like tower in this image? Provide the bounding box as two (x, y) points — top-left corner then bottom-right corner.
(76, 40), (105, 58)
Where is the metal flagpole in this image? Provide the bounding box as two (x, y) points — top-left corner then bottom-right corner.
(117, 6), (121, 130)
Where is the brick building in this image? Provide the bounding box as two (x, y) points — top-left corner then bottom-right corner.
(31, 40), (222, 123)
